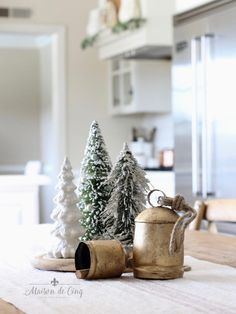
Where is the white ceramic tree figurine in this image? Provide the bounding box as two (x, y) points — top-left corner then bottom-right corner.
(78, 120), (112, 241)
(48, 157), (82, 259)
(102, 143), (150, 245)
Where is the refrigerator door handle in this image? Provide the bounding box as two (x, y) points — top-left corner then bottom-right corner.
(191, 37), (201, 196)
(201, 34), (215, 198)
(201, 35), (208, 199)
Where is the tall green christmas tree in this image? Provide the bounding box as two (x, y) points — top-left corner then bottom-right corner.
(78, 121), (112, 241)
(102, 143), (150, 245)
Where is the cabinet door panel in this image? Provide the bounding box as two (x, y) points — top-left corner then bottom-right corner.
(123, 72), (133, 106)
(112, 75), (121, 108)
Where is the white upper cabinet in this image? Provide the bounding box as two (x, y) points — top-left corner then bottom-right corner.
(109, 59), (171, 115)
(175, 0), (216, 14)
(97, 0), (175, 60)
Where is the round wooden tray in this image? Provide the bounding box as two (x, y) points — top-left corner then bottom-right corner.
(31, 254), (75, 272)
(31, 254), (190, 274)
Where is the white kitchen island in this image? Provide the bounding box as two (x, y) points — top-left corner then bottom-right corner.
(0, 175), (50, 226)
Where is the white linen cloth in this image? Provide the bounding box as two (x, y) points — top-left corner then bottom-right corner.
(0, 224), (236, 314)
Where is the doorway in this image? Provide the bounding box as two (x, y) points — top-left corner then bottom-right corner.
(0, 25), (66, 223)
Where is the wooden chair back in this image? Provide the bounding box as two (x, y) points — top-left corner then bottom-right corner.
(189, 199), (236, 233)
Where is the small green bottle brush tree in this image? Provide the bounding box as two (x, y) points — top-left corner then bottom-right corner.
(78, 121), (112, 241)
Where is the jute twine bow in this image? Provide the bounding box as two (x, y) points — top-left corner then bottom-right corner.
(148, 190), (197, 255)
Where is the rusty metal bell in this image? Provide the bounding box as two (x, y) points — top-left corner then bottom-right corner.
(75, 240), (126, 279)
(133, 190), (196, 280)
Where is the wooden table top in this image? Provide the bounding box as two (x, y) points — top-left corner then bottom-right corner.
(185, 230), (236, 268)
(0, 299), (24, 314)
(1, 230), (236, 314)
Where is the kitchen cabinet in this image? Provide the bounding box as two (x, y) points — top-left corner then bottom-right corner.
(175, 0), (215, 14)
(109, 59), (171, 115)
(97, 1), (174, 60)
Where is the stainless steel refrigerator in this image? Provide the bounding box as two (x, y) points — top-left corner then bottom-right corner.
(173, 0), (236, 205)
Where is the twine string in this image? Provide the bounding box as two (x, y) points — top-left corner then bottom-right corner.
(147, 190), (197, 255)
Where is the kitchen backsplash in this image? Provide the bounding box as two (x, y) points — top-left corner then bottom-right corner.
(141, 113), (174, 151)
(129, 113), (174, 169)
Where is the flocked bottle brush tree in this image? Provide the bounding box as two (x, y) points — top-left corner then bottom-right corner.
(48, 157), (82, 259)
(78, 120), (112, 241)
(102, 143), (150, 245)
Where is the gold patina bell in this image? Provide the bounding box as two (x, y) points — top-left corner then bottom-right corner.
(133, 190), (196, 280)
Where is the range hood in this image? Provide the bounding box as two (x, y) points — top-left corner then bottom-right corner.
(96, 1), (174, 60)
(122, 45), (172, 60)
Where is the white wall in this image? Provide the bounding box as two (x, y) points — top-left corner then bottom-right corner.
(0, 0), (143, 165)
(0, 48), (41, 170)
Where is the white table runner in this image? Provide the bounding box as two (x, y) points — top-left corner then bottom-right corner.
(0, 225), (236, 314)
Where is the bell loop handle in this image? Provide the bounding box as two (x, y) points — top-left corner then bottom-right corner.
(147, 189), (197, 256)
(147, 189), (167, 208)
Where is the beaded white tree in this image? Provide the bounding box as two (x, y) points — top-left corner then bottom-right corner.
(48, 157), (82, 258)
